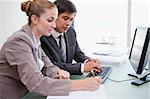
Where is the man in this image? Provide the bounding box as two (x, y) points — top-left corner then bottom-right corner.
(40, 0), (101, 75)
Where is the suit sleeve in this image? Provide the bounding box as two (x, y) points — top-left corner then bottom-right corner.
(5, 37), (70, 96)
(69, 27), (89, 62)
(73, 40), (89, 62)
(53, 61), (82, 75)
(40, 37), (82, 75)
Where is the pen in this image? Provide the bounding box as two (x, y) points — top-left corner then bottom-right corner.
(91, 70), (95, 77)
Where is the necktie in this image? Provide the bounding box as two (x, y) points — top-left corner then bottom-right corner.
(58, 35), (66, 62)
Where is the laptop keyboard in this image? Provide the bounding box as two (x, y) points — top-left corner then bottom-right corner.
(86, 66), (112, 84)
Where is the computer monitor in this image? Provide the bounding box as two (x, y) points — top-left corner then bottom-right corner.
(128, 26), (150, 86)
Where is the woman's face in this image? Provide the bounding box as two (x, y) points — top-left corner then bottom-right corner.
(35, 7), (58, 37)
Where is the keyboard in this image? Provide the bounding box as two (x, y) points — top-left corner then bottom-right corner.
(86, 66), (112, 84)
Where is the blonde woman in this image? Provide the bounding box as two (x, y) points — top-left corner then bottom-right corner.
(0, 0), (101, 99)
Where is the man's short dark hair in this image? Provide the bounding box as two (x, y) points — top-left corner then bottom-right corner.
(54, 0), (77, 15)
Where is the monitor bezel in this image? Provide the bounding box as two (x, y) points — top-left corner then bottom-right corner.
(129, 27), (150, 75)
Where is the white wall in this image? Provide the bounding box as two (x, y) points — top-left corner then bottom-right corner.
(0, 0), (57, 48)
(72, 0), (128, 53)
(0, 0), (27, 48)
(131, 0), (150, 38)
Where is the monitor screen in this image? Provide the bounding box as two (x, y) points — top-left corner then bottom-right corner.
(129, 26), (150, 75)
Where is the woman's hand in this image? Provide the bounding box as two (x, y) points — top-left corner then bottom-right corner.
(55, 69), (70, 79)
(81, 76), (101, 91)
(70, 76), (102, 91)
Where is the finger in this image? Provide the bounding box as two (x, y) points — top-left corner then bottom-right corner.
(94, 76), (101, 83)
(62, 71), (69, 78)
(61, 76), (66, 79)
(60, 73), (69, 79)
(65, 71), (70, 77)
(99, 65), (102, 70)
(61, 73), (69, 79)
(90, 65), (100, 72)
(93, 68), (100, 72)
(59, 75), (66, 79)
(54, 75), (60, 79)
(89, 58), (99, 63)
(96, 65), (101, 69)
(86, 59), (96, 63)
(55, 74), (65, 79)
(62, 74), (68, 79)
(92, 64), (101, 70)
(66, 74), (70, 79)
(95, 59), (101, 64)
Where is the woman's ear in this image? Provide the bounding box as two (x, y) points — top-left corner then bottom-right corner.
(30, 15), (39, 25)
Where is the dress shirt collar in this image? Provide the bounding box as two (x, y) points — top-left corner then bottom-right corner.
(51, 29), (64, 39)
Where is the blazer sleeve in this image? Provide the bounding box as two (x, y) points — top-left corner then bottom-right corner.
(5, 37), (70, 96)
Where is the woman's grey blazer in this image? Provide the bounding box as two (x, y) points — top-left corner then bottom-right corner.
(0, 24), (70, 99)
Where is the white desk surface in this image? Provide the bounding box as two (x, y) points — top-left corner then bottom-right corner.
(47, 85), (106, 99)
(103, 57), (150, 99)
(47, 55), (150, 99)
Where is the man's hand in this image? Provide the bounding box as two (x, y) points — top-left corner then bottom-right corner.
(84, 58), (101, 72)
(87, 58), (101, 64)
(55, 69), (70, 79)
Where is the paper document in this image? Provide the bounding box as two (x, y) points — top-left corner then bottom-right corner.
(96, 55), (127, 64)
(47, 85), (107, 99)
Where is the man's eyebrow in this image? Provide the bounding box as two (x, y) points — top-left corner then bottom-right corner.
(50, 17), (55, 20)
(63, 16), (69, 18)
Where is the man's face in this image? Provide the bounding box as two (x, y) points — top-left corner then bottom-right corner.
(55, 12), (76, 33)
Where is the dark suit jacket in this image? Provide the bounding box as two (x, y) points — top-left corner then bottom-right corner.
(40, 27), (89, 75)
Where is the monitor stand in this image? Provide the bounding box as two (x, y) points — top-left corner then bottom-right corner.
(128, 71), (150, 86)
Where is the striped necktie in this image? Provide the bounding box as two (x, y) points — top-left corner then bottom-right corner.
(58, 35), (66, 62)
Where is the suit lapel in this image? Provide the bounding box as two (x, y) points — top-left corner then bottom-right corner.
(64, 33), (70, 62)
(47, 35), (63, 61)
(22, 24), (39, 64)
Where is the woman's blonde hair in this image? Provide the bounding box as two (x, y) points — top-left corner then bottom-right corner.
(21, 0), (56, 23)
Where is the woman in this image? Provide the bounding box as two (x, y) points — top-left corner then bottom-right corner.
(0, 0), (101, 99)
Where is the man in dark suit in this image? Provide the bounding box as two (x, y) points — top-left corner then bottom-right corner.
(40, 0), (101, 75)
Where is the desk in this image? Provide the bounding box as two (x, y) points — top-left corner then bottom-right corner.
(47, 56), (150, 99)
(47, 85), (106, 99)
(103, 57), (150, 99)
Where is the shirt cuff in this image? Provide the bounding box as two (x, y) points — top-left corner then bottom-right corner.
(81, 63), (84, 73)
